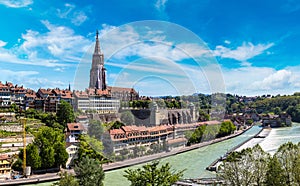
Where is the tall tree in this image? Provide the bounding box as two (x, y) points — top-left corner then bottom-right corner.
(120, 111), (135, 125)
(88, 120), (104, 140)
(34, 126), (68, 169)
(124, 161), (184, 186)
(274, 142), (300, 185)
(53, 172), (79, 186)
(26, 144), (42, 170)
(217, 120), (236, 137)
(77, 135), (105, 162)
(218, 145), (270, 186)
(41, 147), (55, 168)
(54, 142), (69, 168)
(57, 100), (75, 127)
(74, 156), (105, 186)
(265, 156), (285, 186)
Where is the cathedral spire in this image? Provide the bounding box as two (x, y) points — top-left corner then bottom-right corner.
(94, 30), (101, 54)
(89, 30), (106, 89)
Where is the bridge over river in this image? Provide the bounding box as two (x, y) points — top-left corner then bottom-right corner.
(25, 123), (300, 186)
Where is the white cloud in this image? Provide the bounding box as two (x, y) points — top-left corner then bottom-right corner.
(224, 40), (231, 44)
(0, 69), (65, 89)
(57, 3), (75, 18)
(252, 69), (294, 90)
(0, 20), (92, 67)
(54, 67), (65, 72)
(56, 3), (88, 26)
(220, 66), (300, 95)
(0, 69), (38, 77)
(71, 11), (88, 26)
(214, 42), (274, 62)
(154, 0), (169, 19)
(155, 0), (168, 11)
(98, 24), (208, 62)
(0, 40), (7, 47)
(0, 0), (32, 8)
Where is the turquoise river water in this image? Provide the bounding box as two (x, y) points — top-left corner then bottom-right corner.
(27, 123), (300, 186)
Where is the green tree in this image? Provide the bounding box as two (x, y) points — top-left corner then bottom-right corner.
(110, 120), (125, 129)
(41, 147), (55, 168)
(274, 142), (300, 185)
(74, 156), (105, 186)
(88, 120), (104, 140)
(12, 158), (23, 171)
(218, 145), (269, 186)
(287, 105), (300, 122)
(265, 156), (284, 186)
(53, 172), (79, 186)
(217, 121), (236, 137)
(54, 142), (69, 168)
(77, 135), (105, 162)
(187, 124), (207, 145)
(57, 100), (75, 127)
(34, 126), (68, 169)
(124, 161), (184, 186)
(10, 103), (18, 112)
(26, 144), (42, 170)
(120, 111), (135, 125)
(198, 109), (210, 121)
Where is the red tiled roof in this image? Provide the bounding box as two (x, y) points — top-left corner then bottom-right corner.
(0, 154), (9, 160)
(122, 126), (136, 132)
(73, 90), (89, 98)
(67, 123), (84, 131)
(38, 88), (52, 94)
(167, 138), (187, 144)
(110, 129), (125, 135)
(107, 86), (137, 94)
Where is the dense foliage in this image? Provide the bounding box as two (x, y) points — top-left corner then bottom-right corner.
(23, 100), (75, 129)
(218, 142), (300, 186)
(217, 121), (236, 137)
(187, 121), (236, 145)
(88, 119), (104, 140)
(126, 93), (300, 122)
(56, 100), (75, 127)
(14, 126), (68, 170)
(120, 111), (135, 125)
(74, 156), (105, 186)
(77, 135), (108, 163)
(53, 172), (79, 186)
(187, 125), (207, 145)
(124, 161), (185, 186)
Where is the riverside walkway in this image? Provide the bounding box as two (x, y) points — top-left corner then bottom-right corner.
(0, 126), (252, 186)
(102, 126), (252, 171)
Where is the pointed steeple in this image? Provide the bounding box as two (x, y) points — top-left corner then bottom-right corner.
(94, 30), (101, 54)
(90, 30), (106, 89)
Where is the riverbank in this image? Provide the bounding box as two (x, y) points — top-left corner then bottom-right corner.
(206, 126), (270, 171)
(0, 126), (253, 186)
(102, 125), (253, 171)
(0, 173), (60, 186)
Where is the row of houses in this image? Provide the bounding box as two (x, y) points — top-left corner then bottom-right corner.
(0, 154), (11, 180)
(261, 113), (292, 127)
(103, 120), (221, 155)
(0, 81), (139, 114)
(0, 81), (26, 108)
(63, 119), (221, 168)
(225, 111), (292, 128)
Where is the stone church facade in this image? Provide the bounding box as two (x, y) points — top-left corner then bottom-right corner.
(73, 31), (139, 113)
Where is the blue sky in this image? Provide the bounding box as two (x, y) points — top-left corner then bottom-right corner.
(0, 0), (300, 96)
